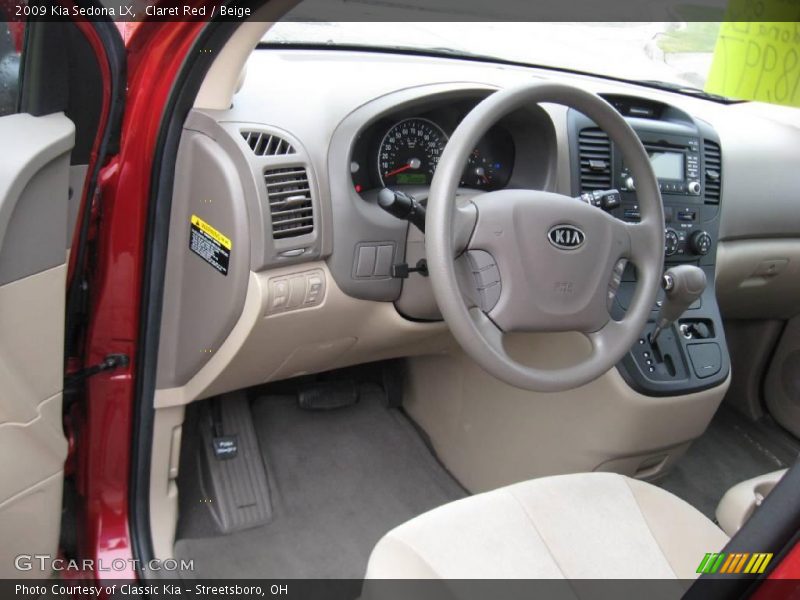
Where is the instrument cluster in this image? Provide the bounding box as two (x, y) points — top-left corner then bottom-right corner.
(350, 106), (515, 194)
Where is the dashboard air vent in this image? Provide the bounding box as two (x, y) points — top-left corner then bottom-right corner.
(577, 128), (612, 192)
(242, 131), (295, 156)
(263, 167), (314, 239)
(602, 95), (665, 120)
(703, 140), (721, 204)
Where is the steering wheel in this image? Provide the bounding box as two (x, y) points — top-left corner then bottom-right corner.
(427, 82), (664, 392)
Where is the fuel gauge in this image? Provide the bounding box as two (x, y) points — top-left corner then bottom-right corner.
(458, 127), (514, 190)
(461, 149), (500, 188)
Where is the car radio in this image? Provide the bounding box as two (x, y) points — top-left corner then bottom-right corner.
(569, 104), (721, 264)
(614, 132), (715, 261)
(618, 133), (701, 197)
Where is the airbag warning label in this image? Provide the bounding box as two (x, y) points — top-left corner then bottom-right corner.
(189, 214), (231, 276)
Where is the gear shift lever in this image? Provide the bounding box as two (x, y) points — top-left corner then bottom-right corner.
(650, 265), (707, 344)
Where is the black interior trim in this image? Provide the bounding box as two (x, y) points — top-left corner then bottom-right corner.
(63, 24), (104, 165)
(18, 18), (104, 164)
(18, 21), (68, 116)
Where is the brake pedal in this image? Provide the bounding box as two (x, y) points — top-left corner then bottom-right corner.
(381, 360), (405, 408)
(298, 381), (359, 410)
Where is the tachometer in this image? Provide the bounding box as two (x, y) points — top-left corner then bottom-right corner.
(377, 118), (448, 187)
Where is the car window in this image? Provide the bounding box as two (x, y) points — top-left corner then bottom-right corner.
(0, 18), (24, 117)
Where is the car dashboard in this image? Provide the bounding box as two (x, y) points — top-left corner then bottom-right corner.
(154, 48), (800, 405)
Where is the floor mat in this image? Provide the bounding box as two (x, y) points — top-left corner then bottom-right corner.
(658, 407), (800, 521)
(174, 387), (466, 579)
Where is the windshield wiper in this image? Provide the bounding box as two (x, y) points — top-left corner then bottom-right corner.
(635, 80), (743, 104)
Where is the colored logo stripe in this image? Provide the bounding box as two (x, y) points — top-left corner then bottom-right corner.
(697, 553), (723, 574)
(697, 552), (773, 574)
(744, 553), (773, 574)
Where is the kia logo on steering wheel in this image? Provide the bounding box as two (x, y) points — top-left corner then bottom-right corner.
(548, 225), (586, 250)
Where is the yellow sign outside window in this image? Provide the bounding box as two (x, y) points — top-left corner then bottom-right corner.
(705, 11), (800, 107)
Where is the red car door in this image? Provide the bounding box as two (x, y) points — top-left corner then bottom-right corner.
(0, 11), (124, 578)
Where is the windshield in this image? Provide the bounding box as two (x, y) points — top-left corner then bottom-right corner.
(263, 22), (722, 94)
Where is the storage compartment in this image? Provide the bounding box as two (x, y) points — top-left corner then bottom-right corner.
(716, 240), (800, 319)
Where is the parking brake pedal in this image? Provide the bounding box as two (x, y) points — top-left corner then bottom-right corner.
(199, 393), (272, 533)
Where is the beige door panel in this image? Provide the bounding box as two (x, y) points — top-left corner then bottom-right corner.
(0, 266), (67, 423)
(0, 113), (74, 577)
(0, 281), (67, 504)
(0, 473), (63, 578)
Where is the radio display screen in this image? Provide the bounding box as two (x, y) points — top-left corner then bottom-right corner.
(647, 151), (684, 180)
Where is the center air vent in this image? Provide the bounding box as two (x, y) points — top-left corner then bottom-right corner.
(264, 167), (314, 239)
(703, 140), (722, 204)
(578, 128), (612, 192)
(242, 131), (295, 156)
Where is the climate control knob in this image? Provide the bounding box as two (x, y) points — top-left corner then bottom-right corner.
(690, 230), (712, 255)
(664, 229), (679, 256)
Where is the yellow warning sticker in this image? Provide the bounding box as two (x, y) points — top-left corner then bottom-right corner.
(189, 215), (231, 276)
(191, 215), (232, 250)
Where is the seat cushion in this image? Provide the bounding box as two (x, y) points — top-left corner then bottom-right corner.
(365, 472), (728, 579)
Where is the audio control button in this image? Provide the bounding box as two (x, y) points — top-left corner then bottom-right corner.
(688, 181), (701, 195)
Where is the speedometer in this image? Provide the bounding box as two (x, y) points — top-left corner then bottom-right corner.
(377, 118), (448, 187)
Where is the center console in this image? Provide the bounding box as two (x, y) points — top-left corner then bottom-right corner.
(569, 95), (729, 396)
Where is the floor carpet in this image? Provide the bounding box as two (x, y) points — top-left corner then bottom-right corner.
(174, 387), (466, 579)
(658, 407), (799, 520)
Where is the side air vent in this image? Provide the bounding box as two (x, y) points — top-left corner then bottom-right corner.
(703, 140), (721, 204)
(578, 128), (612, 192)
(242, 131), (295, 156)
(263, 167), (314, 239)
